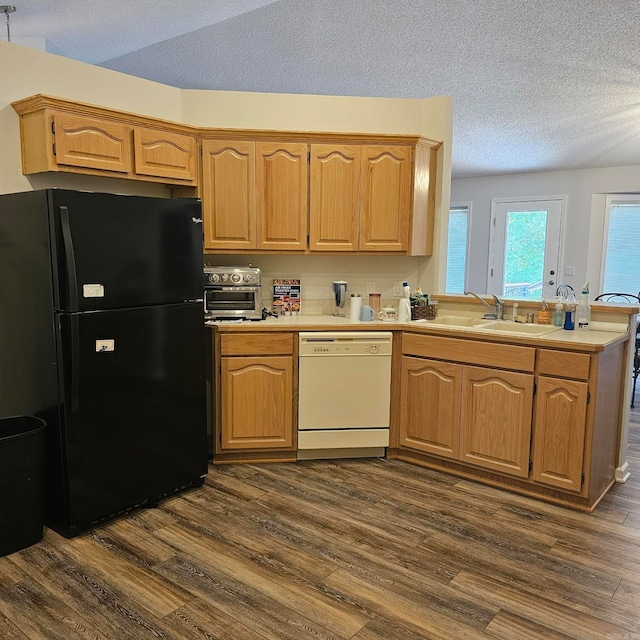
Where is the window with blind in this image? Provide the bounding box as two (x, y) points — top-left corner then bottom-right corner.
(602, 198), (640, 294)
(446, 205), (470, 293)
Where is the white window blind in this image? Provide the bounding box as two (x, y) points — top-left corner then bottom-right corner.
(602, 200), (640, 294)
(446, 205), (469, 294)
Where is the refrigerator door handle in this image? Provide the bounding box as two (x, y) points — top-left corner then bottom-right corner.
(70, 314), (80, 413)
(60, 206), (79, 310)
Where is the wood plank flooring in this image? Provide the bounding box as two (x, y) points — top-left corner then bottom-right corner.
(1, 410), (640, 639)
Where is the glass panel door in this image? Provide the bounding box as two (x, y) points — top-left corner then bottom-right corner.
(490, 199), (563, 300)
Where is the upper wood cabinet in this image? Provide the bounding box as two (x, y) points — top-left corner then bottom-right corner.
(202, 139), (256, 251)
(256, 142), (308, 251)
(52, 112), (132, 173)
(12, 95), (198, 186)
(133, 127), (197, 181)
(359, 145), (412, 252)
(309, 144), (361, 252)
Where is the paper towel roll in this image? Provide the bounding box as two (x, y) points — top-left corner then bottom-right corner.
(398, 298), (411, 322)
(349, 294), (362, 321)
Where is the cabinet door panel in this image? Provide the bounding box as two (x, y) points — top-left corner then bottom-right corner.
(202, 140), (256, 250)
(256, 142), (308, 250)
(532, 377), (588, 492)
(399, 356), (461, 458)
(133, 128), (196, 181)
(360, 145), (411, 252)
(460, 366), (533, 477)
(221, 356), (293, 449)
(53, 113), (132, 173)
(310, 144), (361, 251)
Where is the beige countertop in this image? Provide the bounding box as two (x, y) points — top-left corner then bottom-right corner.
(206, 314), (630, 352)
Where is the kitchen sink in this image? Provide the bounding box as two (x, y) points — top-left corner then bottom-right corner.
(426, 315), (491, 327)
(474, 320), (561, 335)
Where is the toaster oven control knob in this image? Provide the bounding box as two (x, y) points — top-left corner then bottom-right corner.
(209, 273), (220, 283)
(243, 274), (253, 282)
(231, 273), (241, 283)
(221, 273), (229, 282)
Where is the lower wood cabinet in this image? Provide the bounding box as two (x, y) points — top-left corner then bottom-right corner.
(221, 355), (293, 449)
(399, 354), (533, 478)
(531, 376), (588, 492)
(394, 333), (627, 510)
(213, 331), (296, 461)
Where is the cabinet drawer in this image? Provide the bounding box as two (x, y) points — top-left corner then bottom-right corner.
(538, 349), (590, 380)
(221, 332), (294, 356)
(402, 333), (535, 372)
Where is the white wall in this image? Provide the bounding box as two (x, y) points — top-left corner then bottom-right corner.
(451, 165), (640, 297)
(0, 41), (453, 308)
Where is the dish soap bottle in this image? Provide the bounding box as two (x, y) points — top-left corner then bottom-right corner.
(576, 282), (591, 330)
(563, 293), (576, 330)
(537, 298), (550, 324)
(553, 301), (564, 327)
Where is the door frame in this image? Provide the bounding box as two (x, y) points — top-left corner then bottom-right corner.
(488, 195), (567, 299)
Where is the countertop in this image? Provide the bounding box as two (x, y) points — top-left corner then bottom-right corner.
(206, 314), (630, 352)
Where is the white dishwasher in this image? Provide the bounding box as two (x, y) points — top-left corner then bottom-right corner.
(297, 331), (392, 460)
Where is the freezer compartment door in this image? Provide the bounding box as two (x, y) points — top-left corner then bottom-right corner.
(57, 303), (206, 534)
(50, 190), (203, 312)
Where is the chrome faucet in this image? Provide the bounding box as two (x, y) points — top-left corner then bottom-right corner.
(464, 291), (505, 320)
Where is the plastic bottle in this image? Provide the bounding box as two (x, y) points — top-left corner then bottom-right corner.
(413, 287), (427, 306)
(563, 293), (576, 330)
(576, 282), (591, 330)
(553, 302), (564, 327)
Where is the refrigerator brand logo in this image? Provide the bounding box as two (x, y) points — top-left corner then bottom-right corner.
(95, 339), (115, 353)
(83, 284), (105, 298)
(192, 217), (202, 224)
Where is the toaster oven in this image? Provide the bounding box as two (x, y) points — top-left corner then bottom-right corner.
(204, 266), (263, 321)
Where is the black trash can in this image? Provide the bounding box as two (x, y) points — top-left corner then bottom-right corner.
(0, 416), (47, 557)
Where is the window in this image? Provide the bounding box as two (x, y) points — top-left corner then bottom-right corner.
(446, 204), (469, 294)
(601, 197), (640, 294)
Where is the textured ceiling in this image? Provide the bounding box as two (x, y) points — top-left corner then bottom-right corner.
(6, 0), (640, 178)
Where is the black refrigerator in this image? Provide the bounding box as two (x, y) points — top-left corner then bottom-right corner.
(0, 189), (207, 537)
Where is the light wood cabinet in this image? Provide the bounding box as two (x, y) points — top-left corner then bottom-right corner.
(12, 95), (198, 186)
(393, 334), (628, 510)
(309, 144), (361, 252)
(399, 356), (461, 459)
(202, 140), (256, 251)
(360, 145), (412, 252)
(256, 142), (308, 251)
(399, 339), (533, 478)
(215, 332), (296, 456)
(531, 376), (588, 492)
(221, 355), (293, 450)
(52, 112), (132, 173)
(132, 127), (197, 181)
(459, 365), (533, 478)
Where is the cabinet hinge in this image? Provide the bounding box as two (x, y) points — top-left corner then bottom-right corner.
(581, 471), (585, 487)
(533, 382), (537, 395)
(51, 121), (56, 134)
(529, 459), (533, 471)
(307, 151), (311, 162)
(587, 391), (591, 404)
(52, 143), (56, 157)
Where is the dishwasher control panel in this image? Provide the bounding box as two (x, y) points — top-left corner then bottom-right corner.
(299, 331), (393, 356)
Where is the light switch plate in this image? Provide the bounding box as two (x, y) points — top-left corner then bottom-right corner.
(367, 281), (376, 294)
(393, 281), (403, 297)
(565, 266), (576, 276)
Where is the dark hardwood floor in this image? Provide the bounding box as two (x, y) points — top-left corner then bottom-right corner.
(2, 407), (640, 639)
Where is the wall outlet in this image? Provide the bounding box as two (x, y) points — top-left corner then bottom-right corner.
(367, 281), (376, 294)
(393, 281), (404, 297)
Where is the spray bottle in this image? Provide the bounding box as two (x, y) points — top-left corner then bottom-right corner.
(576, 282), (591, 330)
